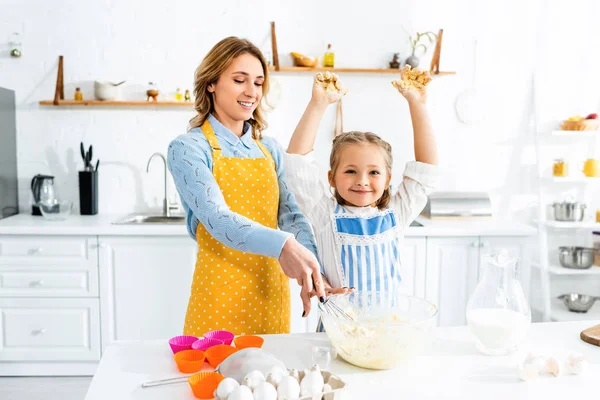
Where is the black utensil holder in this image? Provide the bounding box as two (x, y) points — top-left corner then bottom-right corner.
(79, 171), (98, 215)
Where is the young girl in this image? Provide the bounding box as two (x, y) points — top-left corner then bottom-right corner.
(285, 73), (439, 298)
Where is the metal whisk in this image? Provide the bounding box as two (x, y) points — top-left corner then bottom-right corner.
(322, 296), (356, 321)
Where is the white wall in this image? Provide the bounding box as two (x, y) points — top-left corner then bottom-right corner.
(0, 0), (593, 221)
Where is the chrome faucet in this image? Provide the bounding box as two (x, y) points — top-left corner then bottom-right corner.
(146, 152), (178, 217)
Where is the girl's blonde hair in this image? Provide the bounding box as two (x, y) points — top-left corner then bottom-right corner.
(330, 131), (393, 209)
(188, 36), (269, 139)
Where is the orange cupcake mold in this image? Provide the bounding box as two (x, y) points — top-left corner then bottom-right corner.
(173, 349), (206, 373)
(205, 344), (238, 368)
(188, 371), (225, 399)
(233, 335), (264, 349)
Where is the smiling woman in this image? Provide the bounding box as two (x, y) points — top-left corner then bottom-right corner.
(167, 37), (326, 337)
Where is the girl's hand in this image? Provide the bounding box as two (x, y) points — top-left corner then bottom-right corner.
(397, 86), (428, 105)
(310, 73), (346, 106)
(309, 274), (354, 298)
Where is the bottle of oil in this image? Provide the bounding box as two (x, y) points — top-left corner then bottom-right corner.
(323, 44), (335, 68)
(74, 87), (83, 101)
(175, 88), (183, 101)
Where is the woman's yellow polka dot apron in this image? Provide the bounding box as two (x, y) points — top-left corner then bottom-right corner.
(183, 120), (291, 336)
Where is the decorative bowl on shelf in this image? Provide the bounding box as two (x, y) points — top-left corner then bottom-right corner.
(560, 119), (600, 131)
(290, 52), (318, 68)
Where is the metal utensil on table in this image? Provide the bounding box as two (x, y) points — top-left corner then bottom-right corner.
(558, 293), (600, 313)
(141, 348), (286, 388)
(558, 246), (595, 269)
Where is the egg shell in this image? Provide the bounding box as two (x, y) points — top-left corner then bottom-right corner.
(517, 362), (539, 381)
(545, 357), (564, 377)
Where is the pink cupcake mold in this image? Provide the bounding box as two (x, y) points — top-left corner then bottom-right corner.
(168, 335), (199, 354)
(192, 337), (224, 351)
(204, 330), (235, 346)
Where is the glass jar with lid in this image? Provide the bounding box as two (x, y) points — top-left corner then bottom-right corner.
(552, 159), (568, 177)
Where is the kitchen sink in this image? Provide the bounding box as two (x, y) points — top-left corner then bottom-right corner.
(113, 213), (186, 225)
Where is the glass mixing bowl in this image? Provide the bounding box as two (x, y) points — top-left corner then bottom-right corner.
(318, 291), (437, 370)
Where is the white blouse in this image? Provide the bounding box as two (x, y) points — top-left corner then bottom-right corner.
(284, 152), (439, 288)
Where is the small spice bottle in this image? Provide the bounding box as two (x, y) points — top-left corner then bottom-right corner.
(596, 209), (600, 223)
(175, 88), (183, 101)
(74, 87), (83, 101)
(184, 89), (191, 102)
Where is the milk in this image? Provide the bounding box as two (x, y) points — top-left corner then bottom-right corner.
(466, 308), (530, 354)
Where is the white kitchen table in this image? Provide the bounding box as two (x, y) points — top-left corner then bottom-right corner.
(84, 321), (598, 400)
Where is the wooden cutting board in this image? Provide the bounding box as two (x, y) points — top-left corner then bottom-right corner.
(581, 324), (600, 346)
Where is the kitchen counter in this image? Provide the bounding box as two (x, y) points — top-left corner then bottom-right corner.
(84, 321), (598, 400)
(0, 214), (537, 237)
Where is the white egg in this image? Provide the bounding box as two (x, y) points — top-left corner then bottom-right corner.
(265, 366), (287, 388)
(517, 361), (539, 381)
(566, 352), (589, 375)
(227, 385), (253, 400)
(242, 370), (265, 391)
(288, 369), (300, 382)
(300, 370), (324, 397)
(545, 357), (564, 377)
(253, 382), (278, 400)
(309, 364), (321, 374)
(277, 376), (300, 400)
(215, 377), (239, 400)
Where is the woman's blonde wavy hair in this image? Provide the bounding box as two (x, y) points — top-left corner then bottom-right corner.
(188, 36), (270, 139)
(329, 131), (393, 210)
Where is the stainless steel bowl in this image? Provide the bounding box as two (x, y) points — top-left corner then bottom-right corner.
(558, 246), (595, 269)
(558, 293), (600, 313)
(552, 200), (586, 222)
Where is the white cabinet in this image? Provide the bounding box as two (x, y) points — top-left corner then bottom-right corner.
(98, 236), (197, 348)
(425, 236), (529, 327)
(0, 298), (101, 362)
(425, 237), (480, 327)
(399, 238), (427, 297)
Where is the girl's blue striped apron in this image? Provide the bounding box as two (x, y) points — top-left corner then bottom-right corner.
(317, 204), (403, 331)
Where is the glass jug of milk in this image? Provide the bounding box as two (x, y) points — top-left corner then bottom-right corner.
(466, 250), (531, 356)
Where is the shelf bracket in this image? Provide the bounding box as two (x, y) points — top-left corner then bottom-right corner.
(270, 22), (280, 71)
(53, 55), (65, 105)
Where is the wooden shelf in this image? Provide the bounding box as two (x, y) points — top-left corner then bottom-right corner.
(39, 100), (194, 107)
(268, 66), (456, 75)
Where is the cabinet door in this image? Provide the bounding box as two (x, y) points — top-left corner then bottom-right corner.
(425, 237), (479, 327)
(478, 236), (531, 300)
(98, 236), (197, 348)
(399, 238), (427, 297)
